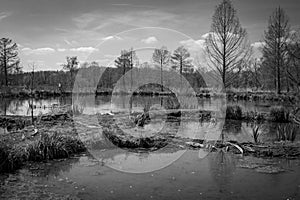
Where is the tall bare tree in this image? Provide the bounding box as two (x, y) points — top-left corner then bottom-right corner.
(171, 46), (192, 74)
(152, 46), (170, 91)
(286, 29), (300, 91)
(0, 38), (19, 86)
(262, 7), (290, 94)
(115, 50), (131, 76)
(62, 56), (79, 85)
(205, 0), (251, 88)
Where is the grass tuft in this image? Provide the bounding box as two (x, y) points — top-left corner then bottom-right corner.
(252, 124), (261, 144)
(226, 105), (243, 120)
(270, 106), (290, 122)
(0, 133), (86, 173)
(276, 123), (299, 142)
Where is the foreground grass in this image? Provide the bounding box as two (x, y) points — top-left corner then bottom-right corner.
(0, 114), (86, 173)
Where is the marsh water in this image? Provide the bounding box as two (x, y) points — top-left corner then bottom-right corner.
(0, 94), (297, 143)
(1, 150), (300, 200)
(1, 95), (300, 199)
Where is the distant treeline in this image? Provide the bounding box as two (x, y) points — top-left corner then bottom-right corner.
(1, 66), (206, 93)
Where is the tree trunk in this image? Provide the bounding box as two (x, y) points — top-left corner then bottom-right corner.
(4, 50), (8, 86)
(277, 8), (282, 94)
(160, 58), (163, 92)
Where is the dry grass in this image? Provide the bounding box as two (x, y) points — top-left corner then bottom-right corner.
(276, 123), (299, 142)
(0, 132), (86, 173)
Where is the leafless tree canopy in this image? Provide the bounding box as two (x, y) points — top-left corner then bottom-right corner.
(262, 7), (290, 94)
(0, 38), (19, 86)
(152, 46), (170, 91)
(286, 29), (300, 90)
(205, 0), (251, 88)
(171, 46), (192, 74)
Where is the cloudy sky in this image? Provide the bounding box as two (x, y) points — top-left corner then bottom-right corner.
(0, 0), (300, 71)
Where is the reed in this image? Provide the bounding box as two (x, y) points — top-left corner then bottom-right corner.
(270, 106), (290, 122)
(226, 105), (243, 120)
(252, 124), (260, 144)
(0, 132), (86, 173)
(276, 123), (299, 142)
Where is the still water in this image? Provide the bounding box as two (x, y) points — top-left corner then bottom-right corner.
(1, 150), (300, 200)
(0, 95), (291, 116)
(0, 95), (300, 199)
(0, 95), (297, 143)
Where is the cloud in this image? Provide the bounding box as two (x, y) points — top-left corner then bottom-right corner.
(21, 47), (56, 55)
(0, 12), (12, 21)
(17, 43), (23, 48)
(56, 62), (64, 66)
(251, 42), (265, 58)
(180, 39), (206, 53)
(141, 36), (158, 44)
(111, 4), (155, 9)
(201, 32), (211, 39)
(72, 13), (97, 28)
(57, 48), (66, 52)
(101, 35), (122, 41)
(104, 54), (119, 59)
(251, 41), (265, 49)
(63, 39), (79, 46)
(70, 47), (98, 53)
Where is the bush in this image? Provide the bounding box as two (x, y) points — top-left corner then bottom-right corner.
(270, 106), (290, 122)
(226, 105), (243, 120)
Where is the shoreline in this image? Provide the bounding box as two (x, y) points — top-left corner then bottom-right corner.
(0, 87), (298, 103)
(1, 112), (300, 174)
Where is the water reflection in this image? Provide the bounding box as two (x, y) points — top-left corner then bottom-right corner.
(2, 150), (299, 200)
(208, 150), (237, 194)
(1, 95), (298, 143)
(92, 148), (186, 173)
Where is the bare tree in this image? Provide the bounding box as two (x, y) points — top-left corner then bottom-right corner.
(62, 56), (79, 85)
(171, 46), (192, 74)
(0, 38), (19, 86)
(262, 7), (290, 94)
(286, 29), (300, 91)
(205, 0), (251, 88)
(115, 50), (131, 76)
(152, 46), (170, 91)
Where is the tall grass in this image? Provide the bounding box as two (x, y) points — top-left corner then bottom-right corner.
(226, 105), (243, 120)
(276, 123), (299, 142)
(26, 132), (86, 161)
(270, 106), (290, 122)
(252, 124), (260, 144)
(0, 133), (86, 173)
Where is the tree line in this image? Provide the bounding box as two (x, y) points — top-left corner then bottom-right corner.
(1, 0), (300, 94)
(205, 0), (300, 94)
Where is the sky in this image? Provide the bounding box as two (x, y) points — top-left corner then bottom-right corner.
(0, 0), (300, 71)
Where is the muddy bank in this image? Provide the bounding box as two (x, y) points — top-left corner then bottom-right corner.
(1, 111), (300, 174)
(226, 91), (297, 102)
(95, 113), (300, 159)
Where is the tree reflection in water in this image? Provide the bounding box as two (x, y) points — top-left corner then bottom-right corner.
(208, 150), (236, 194)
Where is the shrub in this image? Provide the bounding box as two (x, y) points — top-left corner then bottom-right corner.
(270, 106), (290, 122)
(226, 105), (243, 120)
